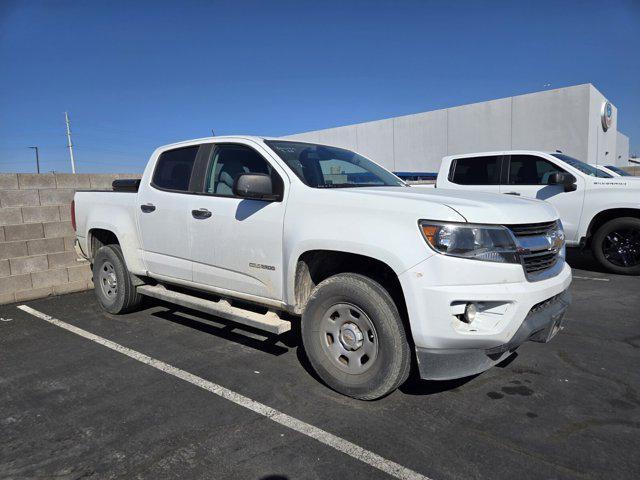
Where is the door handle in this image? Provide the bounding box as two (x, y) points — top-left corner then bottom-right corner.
(504, 192), (521, 196)
(192, 208), (212, 219)
(140, 203), (156, 213)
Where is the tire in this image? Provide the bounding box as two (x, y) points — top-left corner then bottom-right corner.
(93, 244), (143, 314)
(301, 273), (411, 400)
(592, 217), (640, 275)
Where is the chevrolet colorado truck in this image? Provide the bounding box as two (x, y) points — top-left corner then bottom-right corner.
(73, 137), (572, 399)
(437, 151), (640, 275)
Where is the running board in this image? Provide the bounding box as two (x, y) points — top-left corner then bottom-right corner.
(137, 284), (291, 334)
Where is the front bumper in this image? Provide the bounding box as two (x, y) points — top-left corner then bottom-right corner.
(415, 290), (571, 380)
(399, 254), (572, 380)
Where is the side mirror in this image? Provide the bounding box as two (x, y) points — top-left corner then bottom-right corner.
(233, 173), (279, 201)
(547, 172), (577, 192)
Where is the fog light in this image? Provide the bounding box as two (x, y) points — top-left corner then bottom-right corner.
(463, 303), (477, 324)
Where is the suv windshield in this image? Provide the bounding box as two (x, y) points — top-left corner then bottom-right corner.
(265, 140), (405, 188)
(551, 153), (612, 178)
(605, 165), (632, 176)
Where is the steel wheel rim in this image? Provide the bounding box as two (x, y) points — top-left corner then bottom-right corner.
(319, 303), (378, 375)
(99, 261), (118, 300)
(602, 228), (640, 268)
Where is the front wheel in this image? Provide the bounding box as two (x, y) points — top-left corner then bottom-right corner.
(93, 244), (143, 314)
(301, 273), (411, 400)
(592, 217), (640, 275)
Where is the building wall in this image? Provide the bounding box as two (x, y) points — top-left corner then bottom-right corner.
(284, 84), (626, 171)
(587, 84), (622, 166)
(511, 85), (590, 160)
(616, 132), (630, 165)
(0, 173), (140, 305)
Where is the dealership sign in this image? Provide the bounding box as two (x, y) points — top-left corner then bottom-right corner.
(601, 101), (613, 131)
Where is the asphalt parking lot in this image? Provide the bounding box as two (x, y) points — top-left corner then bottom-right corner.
(1, 249), (639, 480)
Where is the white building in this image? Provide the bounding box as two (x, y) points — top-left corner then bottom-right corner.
(284, 84), (631, 172)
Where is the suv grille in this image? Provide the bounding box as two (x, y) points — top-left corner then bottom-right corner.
(506, 221), (561, 279)
(507, 221), (558, 237)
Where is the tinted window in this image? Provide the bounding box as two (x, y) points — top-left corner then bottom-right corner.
(204, 144), (280, 197)
(605, 165), (631, 176)
(508, 155), (564, 185)
(265, 140), (404, 188)
(551, 153), (612, 178)
(152, 146), (199, 191)
(451, 156), (500, 185)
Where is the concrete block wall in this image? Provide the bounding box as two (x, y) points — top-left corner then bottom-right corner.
(0, 173), (141, 305)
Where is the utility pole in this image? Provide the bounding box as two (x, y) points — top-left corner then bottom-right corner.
(65, 112), (76, 173)
(28, 146), (40, 173)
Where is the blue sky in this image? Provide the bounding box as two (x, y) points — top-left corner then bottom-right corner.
(0, 0), (638, 173)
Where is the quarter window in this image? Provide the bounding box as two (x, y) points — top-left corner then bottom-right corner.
(450, 156), (501, 185)
(508, 155), (564, 185)
(204, 144), (281, 197)
(152, 146), (199, 192)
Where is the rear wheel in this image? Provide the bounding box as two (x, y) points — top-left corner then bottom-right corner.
(93, 245), (143, 314)
(592, 217), (640, 275)
(301, 273), (411, 400)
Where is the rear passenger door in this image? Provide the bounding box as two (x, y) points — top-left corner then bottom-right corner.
(137, 145), (202, 281)
(189, 142), (288, 301)
(445, 155), (503, 193)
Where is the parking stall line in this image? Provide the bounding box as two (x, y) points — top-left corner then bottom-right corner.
(572, 276), (610, 281)
(17, 304), (431, 480)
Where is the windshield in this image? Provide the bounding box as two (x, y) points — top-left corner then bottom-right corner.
(605, 165), (631, 176)
(551, 153), (612, 178)
(265, 140), (405, 188)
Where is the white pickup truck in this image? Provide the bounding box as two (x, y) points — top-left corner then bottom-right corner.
(73, 137), (571, 399)
(437, 151), (640, 275)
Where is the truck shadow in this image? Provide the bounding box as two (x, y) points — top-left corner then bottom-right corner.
(150, 302), (296, 356)
(145, 300), (485, 398)
(399, 375), (477, 396)
(565, 247), (610, 274)
(399, 352), (517, 396)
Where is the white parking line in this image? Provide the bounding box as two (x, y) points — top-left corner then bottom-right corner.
(573, 276), (610, 282)
(17, 305), (430, 480)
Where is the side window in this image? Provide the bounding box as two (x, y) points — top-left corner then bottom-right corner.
(204, 144), (280, 197)
(451, 156), (500, 185)
(152, 146), (199, 192)
(508, 155), (564, 185)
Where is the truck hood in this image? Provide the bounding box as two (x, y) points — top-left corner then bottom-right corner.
(336, 186), (559, 224)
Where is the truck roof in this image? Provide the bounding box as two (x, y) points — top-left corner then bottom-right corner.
(443, 150), (562, 160)
(156, 135), (368, 152)
(156, 135), (277, 150)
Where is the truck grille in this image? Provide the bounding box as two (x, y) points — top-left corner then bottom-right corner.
(507, 221), (558, 237)
(522, 250), (558, 274)
(506, 221), (561, 279)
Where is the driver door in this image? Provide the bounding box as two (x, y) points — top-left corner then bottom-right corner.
(500, 154), (585, 242)
(189, 142), (287, 301)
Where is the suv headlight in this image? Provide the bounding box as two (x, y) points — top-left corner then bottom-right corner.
(419, 221), (519, 263)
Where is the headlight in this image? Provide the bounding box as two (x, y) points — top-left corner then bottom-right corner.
(419, 221), (519, 263)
